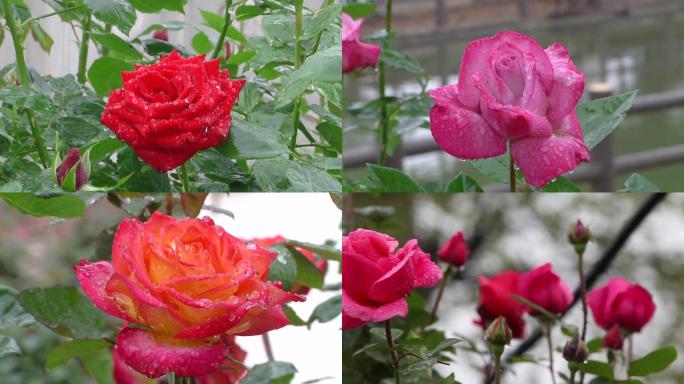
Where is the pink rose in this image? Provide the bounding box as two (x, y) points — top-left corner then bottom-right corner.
(476, 271), (527, 338)
(517, 263), (573, 315)
(587, 277), (656, 334)
(437, 231), (469, 267)
(342, 13), (382, 73)
(429, 31), (589, 188)
(342, 229), (443, 329)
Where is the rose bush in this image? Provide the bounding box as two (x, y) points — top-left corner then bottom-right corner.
(74, 211), (303, 378)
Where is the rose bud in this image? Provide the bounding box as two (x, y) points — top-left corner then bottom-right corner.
(563, 334), (589, 363)
(477, 271), (527, 338)
(225, 41), (232, 61)
(101, 51), (245, 172)
(587, 277), (656, 334)
(342, 229), (443, 329)
(485, 316), (513, 347)
(517, 263), (573, 316)
(429, 31), (589, 188)
(603, 324), (624, 350)
(152, 28), (168, 41)
(342, 13), (381, 73)
(437, 231), (469, 267)
(74, 212), (302, 378)
(55, 147), (88, 191)
(568, 219), (592, 253)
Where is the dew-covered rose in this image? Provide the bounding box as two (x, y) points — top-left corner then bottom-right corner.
(75, 212), (302, 378)
(342, 13), (381, 73)
(429, 31), (589, 188)
(101, 51), (245, 172)
(342, 229), (442, 329)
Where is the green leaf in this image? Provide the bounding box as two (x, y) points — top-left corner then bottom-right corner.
(191, 31), (213, 54)
(220, 117), (288, 160)
(427, 338), (461, 357)
(87, 138), (125, 164)
(621, 173), (660, 192)
(80, 347), (114, 384)
(241, 361), (297, 384)
(0, 286), (35, 330)
(116, 147), (171, 192)
(0, 85), (56, 111)
(382, 47), (425, 74)
(308, 294), (341, 325)
(288, 45), (342, 83)
(268, 245), (298, 291)
(30, 22), (54, 53)
(137, 21), (186, 38)
(88, 32), (142, 60)
(315, 121), (342, 153)
(200, 9), (225, 32)
(445, 172), (483, 192)
(0, 193), (86, 218)
(139, 38), (192, 57)
(283, 305), (306, 326)
(471, 154), (523, 185)
(577, 360), (614, 379)
(541, 176), (581, 192)
(0, 335), (20, 358)
(302, 3), (342, 40)
(285, 240), (340, 262)
(628, 346), (678, 376)
(17, 287), (107, 339)
(290, 247), (324, 289)
(83, 0), (136, 35)
(56, 116), (106, 147)
(235, 5), (265, 21)
(128, 0), (186, 13)
(88, 57), (134, 96)
(578, 90), (638, 149)
(342, 3), (375, 19)
(252, 158), (341, 192)
(45, 339), (110, 370)
(367, 164), (424, 192)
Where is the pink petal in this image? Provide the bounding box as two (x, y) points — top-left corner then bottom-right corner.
(429, 84), (507, 159)
(368, 253), (414, 303)
(396, 240), (443, 288)
(612, 284), (656, 333)
(74, 260), (136, 322)
(342, 311), (366, 330)
(342, 251), (385, 303)
(587, 277), (631, 330)
(342, 290), (408, 323)
(113, 347), (155, 384)
(345, 229), (398, 261)
(479, 88), (552, 140)
(116, 327), (228, 378)
(511, 111), (589, 188)
(342, 40), (382, 73)
(341, 13), (362, 41)
(234, 306), (290, 336)
(545, 43), (585, 123)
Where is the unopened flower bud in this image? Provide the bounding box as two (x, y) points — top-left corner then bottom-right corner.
(603, 324), (624, 350)
(153, 28), (169, 41)
(568, 219), (591, 253)
(563, 334), (589, 363)
(55, 148), (88, 191)
(485, 316), (512, 358)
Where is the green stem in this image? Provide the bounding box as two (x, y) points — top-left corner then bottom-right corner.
(494, 354), (502, 384)
(262, 333), (274, 362)
(377, 0), (393, 165)
(309, 0), (334, 56)
(179, 164), (191, 192)
(429, 265), (452, 322)
(77, 14), (91, 84)
(210, 0), (233, 59)
(509, 145), (516, 192)
(20, 4), (86, 29)
(578, 247), (588, 384)
(545, 323), (558, 384)
(385, 320), (401, 384)
(288, 0), (304, 157)
(2, 0), (49, 168)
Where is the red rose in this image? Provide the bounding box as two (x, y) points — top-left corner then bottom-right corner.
(342, 229), (443, 329)
(75, 212), (301, 378)
(517, 263), (573, 315)
(437, 231), (469, 267)
(477, 271), (526, 338)
(587, 277), (655, 334)
(101, 51), (245, 172)
(602, 324), (624, 350)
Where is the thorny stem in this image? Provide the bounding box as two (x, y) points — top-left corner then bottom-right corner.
(509, 145), (516, 192)
(377, 0), (393, 165)
(385, 320), (401, 384)
(180, 164), (191, 192)
(77, 14), (91, 84)
(544, 323), (558, 384)
(210, 0), (233, 60)
(262, 333), (275, 362)
(429, 265), (453, 322)
(2, 0), (49, 168)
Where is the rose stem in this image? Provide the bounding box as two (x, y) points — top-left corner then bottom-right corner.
(627, 335), (633, 378)
(1, 0), (49, 168)
(377, 0), (393, 166)
(210, 0), (233, 60)
(385, 319), (401, 384)
(77, 14), (91, 84)
(544, 323), (558, 384)
(179, 164), (191, 192)
(262, 333), (275, 362)
(310, 0), (335, 55)
(428, 265), (452, 323)
(577, 243), (588, 384)
(494, 354), (502, 384)
(288, 0), (304, 157)
(508, 145), (516, 192)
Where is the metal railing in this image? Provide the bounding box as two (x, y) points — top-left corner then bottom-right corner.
(344, 88), (684, 191)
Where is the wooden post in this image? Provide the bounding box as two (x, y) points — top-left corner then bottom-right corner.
(589, 82), (615, 192)
(436, 0), (446, 29)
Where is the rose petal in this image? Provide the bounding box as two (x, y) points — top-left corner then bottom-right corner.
(396, 240), (443, 288)
(429, 84), (507, 159)
(587, 277), (631, 330)
(113, 347), (155, 384)
(342, 311), (366, 330)
(612, 284), (656, 333)
(368, 253), (414, 303)
(342, 250), (386, 303)
(73, 260), (135, 322)
(478, 88), (552, 140)
(511, 111), (589, 188)
(545, 43), (585, 123)
(342, 290), (408, 323)
(116, 327), (228, 378)
(342, 40), (382, 73)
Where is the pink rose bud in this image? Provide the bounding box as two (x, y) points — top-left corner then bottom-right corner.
(517, 263), (573, 316)
(342, 229), (443, 329)
(56, 148), (88, 191)
(587, 277), (656, 334)
(429, 31), (589, 188)
(437, 231), (469, 267)
(342, 13), (381, 73)
(603, 324), (624, 350)
(568, 219), (592, 246)
(153, 28), (169, 41)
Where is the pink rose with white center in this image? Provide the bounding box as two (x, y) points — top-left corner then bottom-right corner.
(429, 31), (589, 188)
(342, 13), (382, 73)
